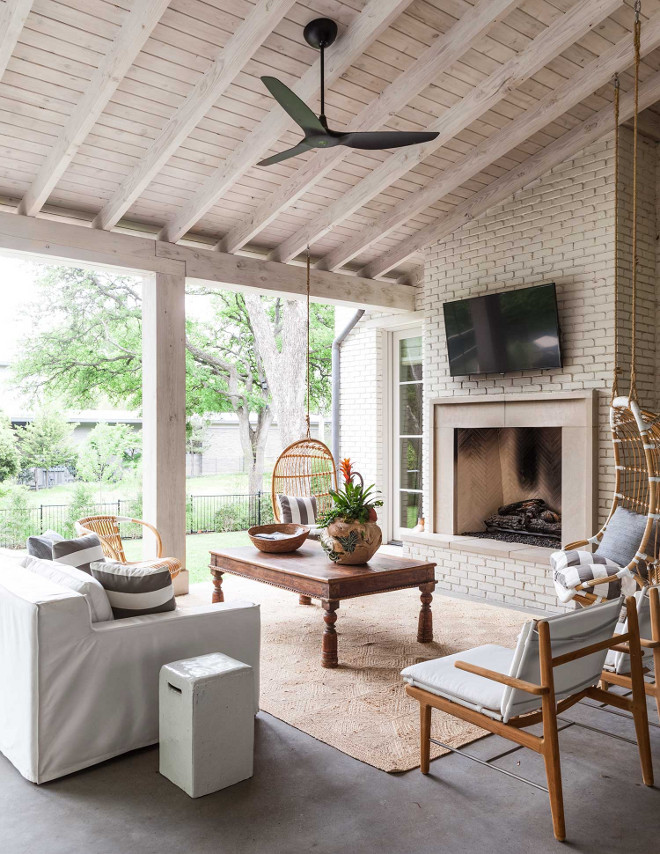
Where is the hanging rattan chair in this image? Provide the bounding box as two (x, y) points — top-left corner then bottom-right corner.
(271, 437), (337, 522)
(554, 11), (659, 604)
(563, 398), (660, 604)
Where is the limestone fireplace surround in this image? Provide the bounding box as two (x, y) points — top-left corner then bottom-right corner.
(430, 391), (597, 550)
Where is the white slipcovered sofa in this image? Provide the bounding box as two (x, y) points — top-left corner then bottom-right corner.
(0, 561), (260, 783)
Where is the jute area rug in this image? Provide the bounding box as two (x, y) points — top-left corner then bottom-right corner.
(182, 577), (528, 773)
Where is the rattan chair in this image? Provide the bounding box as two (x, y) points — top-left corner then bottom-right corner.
(76, 515), (181, 579)
(271, 438), (338, 522)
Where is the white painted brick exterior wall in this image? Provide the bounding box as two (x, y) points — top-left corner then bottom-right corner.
(340, 132), (658, 612)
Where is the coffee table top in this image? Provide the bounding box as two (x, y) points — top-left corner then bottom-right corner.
(209, 543), (435, 600)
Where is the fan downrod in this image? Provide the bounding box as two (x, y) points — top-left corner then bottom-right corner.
(303, 18), (338, 50)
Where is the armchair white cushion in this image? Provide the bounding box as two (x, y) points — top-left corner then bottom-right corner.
(0, 562), (260, 783)
(402, 597), (623, 723)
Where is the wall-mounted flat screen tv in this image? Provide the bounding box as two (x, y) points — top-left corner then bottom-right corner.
(443, 282), (562, 377)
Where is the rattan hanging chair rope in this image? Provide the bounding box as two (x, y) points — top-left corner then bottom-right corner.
(271, 247), (337, 522)
(564, 2), (660, 602)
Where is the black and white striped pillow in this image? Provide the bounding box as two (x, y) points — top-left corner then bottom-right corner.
(52, 533), (105, 574)
(90, 560), (175, 619)
(277, 494), (317, 525)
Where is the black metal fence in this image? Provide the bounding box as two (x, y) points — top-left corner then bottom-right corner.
(0, 493), (274, 549)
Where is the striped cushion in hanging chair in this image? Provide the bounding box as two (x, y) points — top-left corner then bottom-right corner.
(550, 549), (625, 604)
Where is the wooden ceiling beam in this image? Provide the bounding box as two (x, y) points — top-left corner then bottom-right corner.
(0, 0), (33, 80)
(324, 8), (660, 275)
(0, 210), (414, 311)
(272, 0), (622, 266)
(158, 0), (414, 245)
(363, 68), (660, 280)
(93, 0), (296, 232)
(218, 0), (522, 255)
(17, 0), (170, 218)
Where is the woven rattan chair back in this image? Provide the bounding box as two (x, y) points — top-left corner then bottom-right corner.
(271, 438), (338, 522)
(76, 515), (127, 562)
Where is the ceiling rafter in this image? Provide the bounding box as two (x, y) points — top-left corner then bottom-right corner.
(363, 67), (660, 280)
(271, 0), (622, 265)
(320, 8), (660, 274)
(0, 0), (33, 81)
(17, 0), (171, 218)
(158, 0), (414, 245)
(217, 0), (522, 255)
(93, 0), (297, 233)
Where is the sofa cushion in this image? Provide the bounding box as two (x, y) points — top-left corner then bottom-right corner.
(277, 494), (317, 525)
(21, 555), (113, 623)
(26, 529), (64, 560)
(91, 560), (175, 619)
(52, 533), (105, 574)
(595, 506), (651, 569)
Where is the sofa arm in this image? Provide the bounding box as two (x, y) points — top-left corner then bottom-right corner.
(32, 599), (261, 783)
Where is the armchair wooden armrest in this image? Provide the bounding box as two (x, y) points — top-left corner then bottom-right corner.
(454, 661), (548, 696)
(562, 539), (591, 550)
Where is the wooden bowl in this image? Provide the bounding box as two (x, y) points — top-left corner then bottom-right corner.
(248, 523), (310, 553)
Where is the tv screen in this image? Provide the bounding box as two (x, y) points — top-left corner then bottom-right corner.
(443, 283), (562, 377)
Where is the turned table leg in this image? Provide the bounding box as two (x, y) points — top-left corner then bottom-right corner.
(299, 595), (313, 606)
(417, 582), (435, 643)
(211, 569), (224, 604)
(321, 599), (340, 668)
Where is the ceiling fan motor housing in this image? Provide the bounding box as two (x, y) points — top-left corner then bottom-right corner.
(303, 18), (338, 50)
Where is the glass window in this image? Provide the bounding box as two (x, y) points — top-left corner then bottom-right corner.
(393, 334), (423, 539)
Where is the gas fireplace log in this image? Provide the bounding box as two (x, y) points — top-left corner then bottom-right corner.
(484, 498), (561, 540)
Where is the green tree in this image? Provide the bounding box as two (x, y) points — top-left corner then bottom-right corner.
(14, 267), (334, 493)
(17, 409), (77, 490)
(77, 423), (138, 499)
(0, 415), (20, 483)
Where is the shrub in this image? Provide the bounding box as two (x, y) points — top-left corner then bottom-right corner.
(0, 485), (34, 548)
(213, 503), (251, 533)
(62, 482), (97, 539)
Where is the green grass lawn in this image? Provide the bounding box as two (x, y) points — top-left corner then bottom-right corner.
(2, 471), (272, 510)
(123, 531), (250, 584)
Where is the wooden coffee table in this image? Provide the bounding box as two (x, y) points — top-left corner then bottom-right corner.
(209, 543), (436, 668)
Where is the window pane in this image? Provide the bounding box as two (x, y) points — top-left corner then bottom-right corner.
(399, 381), (422, 435)
(399, 438), (422, 491)
(399, 491), (422, 529)
(399, 336), (422, 382)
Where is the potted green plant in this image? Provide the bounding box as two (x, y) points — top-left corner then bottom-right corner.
(318, 459), (383, 564)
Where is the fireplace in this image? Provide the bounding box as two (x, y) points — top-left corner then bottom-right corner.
(456, 426), (562, 545)
(431, 392), (596, 550)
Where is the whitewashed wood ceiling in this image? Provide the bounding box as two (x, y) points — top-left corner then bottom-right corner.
(0, 0), (659, 287)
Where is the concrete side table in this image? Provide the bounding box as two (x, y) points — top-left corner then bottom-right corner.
(159, 652), (254, 798)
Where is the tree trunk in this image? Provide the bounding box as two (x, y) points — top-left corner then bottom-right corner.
(244, 295), (308, 449)
(235, 404), (273, 495)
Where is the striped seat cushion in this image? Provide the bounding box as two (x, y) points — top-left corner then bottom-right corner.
(52, 533), (106, 574)
(277, 494), (317, 525)
(90, 560), (176, 619)
(550, 549), (622, 603)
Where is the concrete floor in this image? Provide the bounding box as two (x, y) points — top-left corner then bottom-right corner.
(1, 696), (659, 854)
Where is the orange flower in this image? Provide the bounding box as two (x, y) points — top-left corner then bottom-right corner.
(340, 458), (353, 483)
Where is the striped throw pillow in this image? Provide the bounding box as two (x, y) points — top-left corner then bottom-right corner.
(52, 533), (106, 574)
(90, 561), (175, 619)
(277, 494), (317, 525)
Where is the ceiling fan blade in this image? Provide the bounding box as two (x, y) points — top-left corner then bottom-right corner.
(338, 130), (439, 150)
(257, 140), (314, 167)
(261, 76), (326, 135)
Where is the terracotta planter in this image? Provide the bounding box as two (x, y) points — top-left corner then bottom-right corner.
(320, 519), (382, 565)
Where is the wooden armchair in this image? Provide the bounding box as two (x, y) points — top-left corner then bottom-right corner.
(402, 596), (652, 842)
(76, 515), (181, 580)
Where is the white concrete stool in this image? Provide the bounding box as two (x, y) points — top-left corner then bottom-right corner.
(159, 652), (254, 798)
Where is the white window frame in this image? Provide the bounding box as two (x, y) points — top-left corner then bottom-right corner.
(388, 327), (423, 542)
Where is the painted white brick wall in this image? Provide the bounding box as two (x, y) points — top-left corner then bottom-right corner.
(340, 131), (658, 612)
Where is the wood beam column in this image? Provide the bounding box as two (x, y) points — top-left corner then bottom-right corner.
(142, 271), (188, 594)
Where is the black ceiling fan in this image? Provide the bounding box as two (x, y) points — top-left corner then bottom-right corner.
(257, 18), (439, 167)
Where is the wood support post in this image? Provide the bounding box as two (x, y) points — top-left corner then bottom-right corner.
(142, 271), (188, 593)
